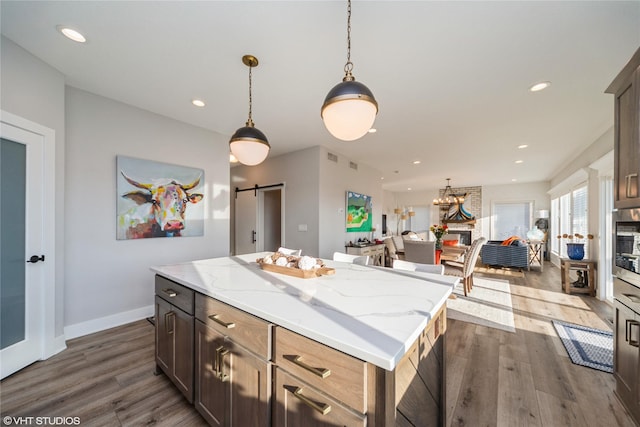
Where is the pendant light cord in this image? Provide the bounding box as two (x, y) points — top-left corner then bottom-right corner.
(246, 64), (254, 127)
(344, 0), (354, 80)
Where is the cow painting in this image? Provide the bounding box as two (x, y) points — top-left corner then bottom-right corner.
(117, 163), (204, 239)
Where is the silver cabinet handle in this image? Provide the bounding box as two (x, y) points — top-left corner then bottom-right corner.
(626, 173), (638, 198)
(165, 311), (175, 334)
(162, 288), (177, 298)
(629, 320), (640, 348)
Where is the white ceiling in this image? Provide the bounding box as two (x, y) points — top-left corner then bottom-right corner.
(2, 1), (639, 192)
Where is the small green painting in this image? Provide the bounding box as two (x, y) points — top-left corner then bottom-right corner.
(346, 191), (373, 232)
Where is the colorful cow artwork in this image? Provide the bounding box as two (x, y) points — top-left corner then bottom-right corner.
(116, 157), (205, 240)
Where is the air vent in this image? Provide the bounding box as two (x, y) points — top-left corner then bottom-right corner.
(327, 152), (338, 163)
(349, 161), (358, 171)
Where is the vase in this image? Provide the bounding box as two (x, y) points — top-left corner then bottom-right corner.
(435, 238), (443, 250)
(567, 243), (585, 260)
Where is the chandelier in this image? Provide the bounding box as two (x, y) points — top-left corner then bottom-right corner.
(433, 179), (465, 208)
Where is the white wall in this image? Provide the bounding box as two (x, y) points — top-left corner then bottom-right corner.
(64, 87), (230, 336)
(319, 146), (384, 259)
(231, 145), (384, 259)
(1, 36), (66, 338)
(231, 146), (321, 257)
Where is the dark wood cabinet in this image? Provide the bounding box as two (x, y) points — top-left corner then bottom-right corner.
(607, 47), (640, 209)
(194, 292), (272, 426)
(155, 278), (194, 403)
(614, 302), (640, 423)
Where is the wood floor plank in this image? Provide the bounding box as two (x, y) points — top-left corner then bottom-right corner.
(497, 356), (541, 427)
(450, 333), (500, 426)
(536, 389), (588, 427)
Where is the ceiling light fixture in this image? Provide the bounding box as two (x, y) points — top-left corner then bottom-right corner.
(413, 160), (421, 165)
(229, 55), (270, 166)
(529, 81), (551, 92)
(515, 160), (523, 164)
(192, 99), (205, 107)
(321, 0), (378, 141)
(57, 26), (86, 43)
(518, 144), (528, 149)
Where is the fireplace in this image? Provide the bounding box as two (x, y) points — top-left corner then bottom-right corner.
(448, 230), (472, 246)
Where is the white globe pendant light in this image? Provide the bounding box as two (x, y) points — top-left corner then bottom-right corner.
(229, 55), (270, 166)
(321, 0), (378, 141)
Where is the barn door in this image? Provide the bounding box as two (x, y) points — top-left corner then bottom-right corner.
(235, 190), (258, 255)
(0, 115), (55, 379)
(234, 185), (284, 256)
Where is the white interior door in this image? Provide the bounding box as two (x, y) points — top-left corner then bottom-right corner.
(0, 124), (45, 379)
(235, 190), (258, 255)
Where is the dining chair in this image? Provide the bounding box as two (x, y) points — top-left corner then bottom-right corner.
(384, 236), (403, 266)
(393, 259), (444, 275)
(277, 247), (302, 256)
(332, 252), (369, 265)
(443, 237), (487, 296)
(403, 240), (437, 265)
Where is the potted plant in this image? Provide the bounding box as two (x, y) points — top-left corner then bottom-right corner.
(557, 233), (594, 260)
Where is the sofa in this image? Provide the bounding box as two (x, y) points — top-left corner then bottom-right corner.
(480, 240), (529, 269)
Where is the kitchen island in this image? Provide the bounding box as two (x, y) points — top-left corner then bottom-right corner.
(151, 252), (457, 426)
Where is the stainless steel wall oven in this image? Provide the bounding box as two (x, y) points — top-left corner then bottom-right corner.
(613, 208), (640, 424)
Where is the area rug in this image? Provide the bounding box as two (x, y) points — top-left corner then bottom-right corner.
(552, 320), (613, 373)
(446, 277), (516, 333)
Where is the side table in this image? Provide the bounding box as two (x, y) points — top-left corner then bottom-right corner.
(560, 258), (596, 297)
(528, 240), (545, 271)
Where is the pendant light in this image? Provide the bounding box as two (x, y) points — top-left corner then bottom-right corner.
(229, 55), (270, 166)
(321, 0), (378, 141)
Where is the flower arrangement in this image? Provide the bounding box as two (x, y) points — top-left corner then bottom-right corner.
(430, 224), (449, 239)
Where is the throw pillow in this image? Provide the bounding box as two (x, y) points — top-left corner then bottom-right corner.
(501, 236), (519, 246)
(443, 239), (459, 247)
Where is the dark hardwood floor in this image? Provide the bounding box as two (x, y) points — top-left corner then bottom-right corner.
(0, 262), (636, 426)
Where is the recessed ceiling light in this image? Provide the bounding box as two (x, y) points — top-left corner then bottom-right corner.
(518, 144), (528, 149)
(515, 160), (524, 164)
(413, 160), (421, 165)
(529, 81), (551, 92)
(380, 177), (384, 180)
(407, 187), (412, 191)
(57, 26), (86, 43)
(368, 128), (377, 133)
(512, 178), (517, 182)
(192, 99), (205, 107)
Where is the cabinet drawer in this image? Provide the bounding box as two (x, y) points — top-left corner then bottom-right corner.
(274, 326), (367, 413)
(155, 275), (194, 315)
(195, 293), (272, 360)
(274, 368), (366, 427)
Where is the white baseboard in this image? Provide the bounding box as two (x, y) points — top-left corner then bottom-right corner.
(64, 305), (154, 340)
(43, 334), (67, 359)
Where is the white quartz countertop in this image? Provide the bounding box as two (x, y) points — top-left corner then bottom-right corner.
(151, 252), (457, 370)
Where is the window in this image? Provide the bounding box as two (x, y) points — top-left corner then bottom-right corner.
(551, 183), (589, 258)
(491, 201), (533, 240)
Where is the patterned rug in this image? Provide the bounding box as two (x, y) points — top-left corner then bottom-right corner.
(447, 277), (516, 333)
(552, 320), (613, 373)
